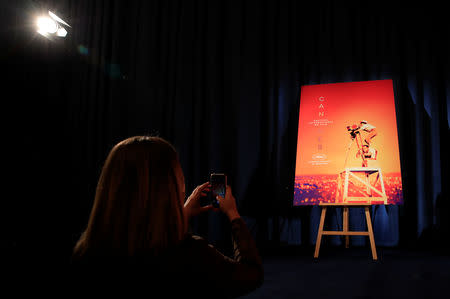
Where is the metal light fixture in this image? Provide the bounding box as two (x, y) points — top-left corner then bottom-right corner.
(36, 10), (70, 38)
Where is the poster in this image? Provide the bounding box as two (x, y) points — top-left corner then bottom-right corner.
(293, 80), (403, 205)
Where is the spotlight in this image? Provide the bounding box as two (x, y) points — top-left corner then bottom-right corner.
(37, 17), (58, 34)
(36, 11), (70, 39)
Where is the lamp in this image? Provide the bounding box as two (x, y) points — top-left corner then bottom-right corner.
(36, 11), (70, 38)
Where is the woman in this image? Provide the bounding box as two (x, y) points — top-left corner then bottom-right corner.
(359, 120), (377, 146)
(71, 136), (263, 298)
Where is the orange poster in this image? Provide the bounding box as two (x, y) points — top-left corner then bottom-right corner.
(293, 80), (403, 205)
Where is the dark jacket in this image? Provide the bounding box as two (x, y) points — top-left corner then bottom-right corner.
(70, 218), (263, 298)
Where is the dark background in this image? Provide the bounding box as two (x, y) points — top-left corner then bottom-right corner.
(0, 0), (448, 266)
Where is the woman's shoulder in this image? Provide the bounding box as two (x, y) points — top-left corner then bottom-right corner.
(178, 233), (213, 253)
(183, 233), (207, 244)
(175, 234), (225, 264)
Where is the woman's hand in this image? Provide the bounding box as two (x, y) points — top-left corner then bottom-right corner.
(184, 182), (213, 221)
(217, 185), (240, 221)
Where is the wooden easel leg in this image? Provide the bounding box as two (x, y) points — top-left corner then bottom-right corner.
(314, 207), (327, 258)
(364, 207), (378, 260)
(343, 207), (349, 248)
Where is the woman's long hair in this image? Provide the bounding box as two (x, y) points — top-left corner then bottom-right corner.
(73, 136), (186, 259)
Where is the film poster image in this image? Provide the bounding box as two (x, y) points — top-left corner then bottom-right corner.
(293, 80), (403, 205)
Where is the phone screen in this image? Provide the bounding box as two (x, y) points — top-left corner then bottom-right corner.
(210, 173), (226, 208)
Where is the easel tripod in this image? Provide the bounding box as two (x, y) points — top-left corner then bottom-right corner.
(314, 203), (378, 260)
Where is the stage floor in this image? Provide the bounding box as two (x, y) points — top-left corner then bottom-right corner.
(242, 246), (450, 299)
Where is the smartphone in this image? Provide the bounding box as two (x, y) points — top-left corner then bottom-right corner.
(210, 173), (227, 208)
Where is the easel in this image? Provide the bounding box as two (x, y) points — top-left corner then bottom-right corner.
(314, 203), (377, 260)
